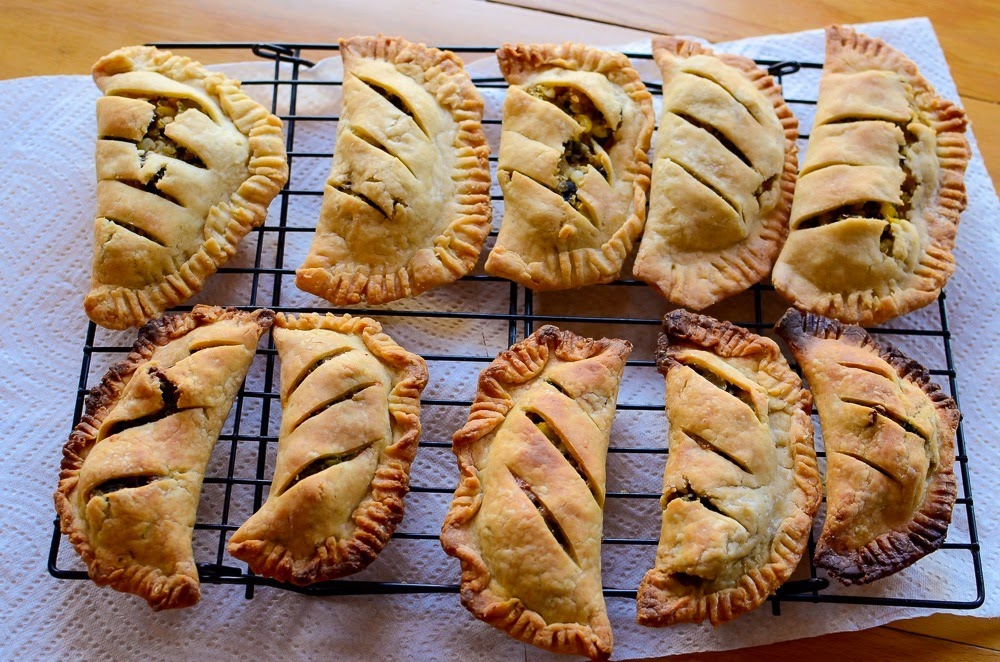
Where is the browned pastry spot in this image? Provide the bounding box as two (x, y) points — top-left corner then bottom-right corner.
(54, 305), (274, 610)
(775, 307), (959, 584)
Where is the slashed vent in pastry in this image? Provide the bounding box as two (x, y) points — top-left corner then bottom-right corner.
(773, 25), (969, 325)
(776, 307), (959, 584)
(87, 46), (288, 329)
(485, 43), (654, 291)
(55, 306), (274, 609)
(296, 35), (491, 305)
(229, 312), (428, 584)
(637, 310), (820, 625)
(441, 326), (631, 661)
(633, 37), (798, 309)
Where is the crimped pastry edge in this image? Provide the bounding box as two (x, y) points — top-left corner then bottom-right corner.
(636, 310), (821, 626)
(635, 37), (799, 309)
(484, 42), (655, 290)
(775, 306), (960, 584)
(295, 35), (492, 305)
(772, 25), (969, 325)
(440, 325), (632, 661)
(54, 305), (275, 610)
(227, 312), (428, 585)
(85, 46), (289, 330)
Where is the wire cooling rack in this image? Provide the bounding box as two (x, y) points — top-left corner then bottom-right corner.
(49, 42), (984, 614)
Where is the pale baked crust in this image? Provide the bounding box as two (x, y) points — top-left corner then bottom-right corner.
(637, 310), (820, 625)
(228, 312), (428, 584)
(775, 307), (959, 584)
(86, 46), (288, 329)
(484, 43), (654, 290)
(633, 37), (798, 309)
(296, 35), (491, 305)
(54, 305), (274, 609)
(440, 326), (631, 661)
(773, 25), (969, 325)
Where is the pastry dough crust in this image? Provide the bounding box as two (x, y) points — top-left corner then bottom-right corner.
(86, 46), (288, 329)
(228, 312), (428, 584)
(296, 35), (491, 305)
(54, 305), (274, 609)
(485, 43), (654, 290)
(637, 310), (820, 625)
(776, 307), (959, 584)
(773, 25), (969, 325)
(440, 326), (631, 661)
(633, 38), (798, 309)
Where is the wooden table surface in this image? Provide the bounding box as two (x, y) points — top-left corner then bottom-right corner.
(6, 0), (996, 659)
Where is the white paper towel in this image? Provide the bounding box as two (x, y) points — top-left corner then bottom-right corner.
(1, 17), (996, 661)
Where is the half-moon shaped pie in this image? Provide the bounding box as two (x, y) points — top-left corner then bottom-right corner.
(637, 310), (820, 626)
(228, 312), (428, 584)
(296, 35), (492, 305)
(440, 326), (631, 661)
(87, 46), (288, 329)
(633, 37), (798, 309)
(54, 305), (274, 609)
(775, 307), (959, 584)
(772, 25), (969, 325)
(484, 43), (654, 290)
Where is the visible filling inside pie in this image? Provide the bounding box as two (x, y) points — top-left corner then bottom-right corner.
(279, 441), (376, 495)
(288, 382), (379, 433)
(511, 470), (578, 564)
(97, 368), (186, 441)
(357, 76), (428, 137)
(529, 84), (614, 222)
(684, 362), (759, 420)
(89, 474), (162, 500)
(526, 409), (598, 503)
(135, 97), (207, 166)
(795, 118), (922, 259)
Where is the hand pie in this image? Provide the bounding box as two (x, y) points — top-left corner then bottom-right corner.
(54, 305), (274, 609)
(637, 311), (820, 626)
(87, 46), (288, 329)
(484, 43), (654, 290)
(773, 25), (969, 325)
(633, 38), (798, 309)
(440, 326), (631, 660)
(228, 312), (428, 583)
(775, 307), (959, 584)
(296, 36), (492, 305)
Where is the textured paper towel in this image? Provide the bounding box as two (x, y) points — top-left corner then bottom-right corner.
(1, 17), (996, 661)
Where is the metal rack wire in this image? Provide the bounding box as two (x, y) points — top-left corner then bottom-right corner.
(48, 42), (984, 614)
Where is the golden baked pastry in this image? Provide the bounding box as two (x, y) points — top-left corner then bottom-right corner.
(228, 312), (428, 583)
(86, 46), (288, 330)
(773, 25), (969, 325)
(776, 307), (959, 584)
(440, 326), (631, 660)
(637, 310), (820, 626)
(633, 38), (798, 309)
(484, 43), (654, 290)
(296, 35), (491, 305)
(54, 306), (274, 610)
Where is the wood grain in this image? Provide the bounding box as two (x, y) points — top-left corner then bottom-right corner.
(4, 1), (994, 660)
